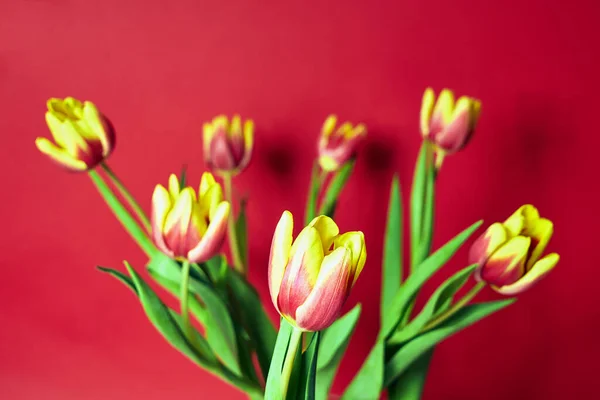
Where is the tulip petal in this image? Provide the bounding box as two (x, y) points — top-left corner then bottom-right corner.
(209, 129), (236, 171)
(199, 172), (217, 197)
(523, 217), (553, 270)
(268, 211), (294, 312)
(163, 187), (195, 255)
(469, 222), (508, 281)
(481, 236), (530, 287)
(334, 231), (366, 285)
(203, 122), (215, 159)
(35, 137), (87, 171)
(430, 89), (455, 136)
(187, 201), (230, 263)
(82, 101), (110, 151)
(151, 184), (173, 256)
(322, 115), (338, 138)
(420, 87), (435, 136)
(295, 247), (352, 331)
(278, 226), (324, 316)
(168, 174), (180, 199)
(503, 205), (539, 237)
(495, 253), (559, 295)
(238, 119), (254, 171)
(308, 215), (339, 254)
(199, 183), (223, 220)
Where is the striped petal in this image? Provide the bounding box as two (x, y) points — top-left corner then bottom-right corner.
(295, 247), (352, 331)
(199, 182), (223, 220)
(199, 172), (217, 197)
(481, 236), (530, 287)
(83, 101), (113, 153)
(268, 211), (294, 312)
(35, 137), (87, 171)
(524, 217), (553, 270)
(237, 119), (254, 172)
(420, 87), (435, 137)
(278, 226), (324, 317)
(151, 184), (174, 257)
(495, 253), (559, 295)
(334, 231), (366, 285)
(469, 222), (508, 281)
(187, 201), (230, 263)
(163, 187), (195, 256)
(203, 122), (215, 160)
(436, 103), (471, 153)
(168, 174), (180, 199)
(429, 89), (455, 137)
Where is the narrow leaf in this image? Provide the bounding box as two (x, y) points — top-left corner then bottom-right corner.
(265, 319), (294, 400)
(302, 332), (321, 400)
(236, 198), (249, 267)
(305, 161), (321, 225)
(341, 340), (384, 400)
(384, 299), (516, 386)
(97, 266), (137, 294)
(387, 352), (433, 400)
(381, 175), (403, 328)
(381, 220), (483, 338)
(409, 143), (427, 270)
(179, 164), (187, 186)
(417, 155), (435, 264)
(390, 264), (477, 344)
(318, 161), (355, 218)
(316, 305), (361, 400)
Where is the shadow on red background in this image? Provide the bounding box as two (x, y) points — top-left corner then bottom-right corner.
(1, 0), (599, 399)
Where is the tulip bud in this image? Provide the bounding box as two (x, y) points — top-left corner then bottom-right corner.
(268, 211), (366, 331)
(35, 97), (115, 171)
(468, 205), (559, 295)
(318, 115), (367, 172)
(420, 88), (481, 155)
(152, 172), (230, 263)
(203, 115), (254, 176)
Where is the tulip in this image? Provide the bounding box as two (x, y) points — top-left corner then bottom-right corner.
(420, 88), (481, 155)
(203, 115), (254, 176)
(468, 205), (559, 295)
(318, 115), (367, 172)
(35, 97), (115, 171)
(152, 173), (230, 263)
(268, 211), (366, 331)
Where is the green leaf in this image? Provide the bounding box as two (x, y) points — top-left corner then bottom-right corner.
(147, 253), (241, 376)
(315, 305), (361, 400)
(318, 160), (355, 218)
(341, 340), (384, 400)
(301, 332), (321, 400)
(202, 255), (229, 288)
(387, 352), (432, 400)
(97, 266), (137, 295)
(265, 319), (294, 400)
(123, 261), (213, 369)
(417, 155), (435, 264)
(227, 270), (277, 381)
(382, 175), (403, 329)
(168, 309), (217, 364)
(305, 162), (321, 225)
(88, 170), (156, 257)
(236, 198), (249, 267)
(384, 299), (516, 386)
(409, 143), (428, 270)
(381, 220), (482, 338)
(179, 164), (188, 187)
(389, 265), (477, 344)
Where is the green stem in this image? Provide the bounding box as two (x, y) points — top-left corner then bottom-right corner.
(88, 170), (156, 257)
(100, 162), (151, 233)
(179, 259), (193, 342)
(421, 282), (486, 332)
(222, 174), (245, 274)
(281, 328), (303, 399)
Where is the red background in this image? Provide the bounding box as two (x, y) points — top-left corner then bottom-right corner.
(1, 0), (598, 399)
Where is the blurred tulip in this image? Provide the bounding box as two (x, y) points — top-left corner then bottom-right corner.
(420, 88), (481, 155)
(268, 212), (366, 331)
(35, 97), (115, 171)
(318, 115), (367, 172)
(468, 205), (559, 295)
(203, 115), (254, 176)
(152, 173), (230, 263)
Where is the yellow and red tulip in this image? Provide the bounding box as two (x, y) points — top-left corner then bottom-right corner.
(203, 115), (254, 176)
(268, 211), (366, 331)
(468, 205), (559, 295)
(420, 88), (481, 154)
(318, 115), (367, 172)
(152, 173), (230, 263)
(35, 97), (115, 171)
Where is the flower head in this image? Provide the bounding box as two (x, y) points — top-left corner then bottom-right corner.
(203, 115), (253, 176)
(420, 88), (481, 154)
(152, 173), (230, 263)
(35, 97), (115, 171)
(268, 211), (366, 331)
(468, 205), (559, 295)
(318, 115), (367, 172)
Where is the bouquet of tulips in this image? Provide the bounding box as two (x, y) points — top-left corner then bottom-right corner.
(35, 89), (559, 400)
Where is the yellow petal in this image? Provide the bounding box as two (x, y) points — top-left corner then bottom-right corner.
(420, 87), (435, 136)
(243, 119), (254, 155)
(433, 89), (455, 125)
(318, 155), (339, 172)
(268, 211), (295, 310)
(168, 174), (180, 199)
(290, 226), (325, 285)
(203, 122), (215, 158)
(164, 187), (194, 235)
(481, 236), (530, 287)
(524, 217), (554, 270)
(35, 137), (87, 171)
(322, 115), (338, 138)
(82, 101), (109, 147)
(230, 115), (242, 140)
(334, 231), (366, 285)
(151, 184), (172, 234)
(503, 210), (526, 237)
(495, 253), (559, 295)
(469, 222), (508, 279)
(308, 215), (339, 254)
(187, 201), (230, 263)
(199, 172), (217, 197)
(199, 183), (223, 220)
